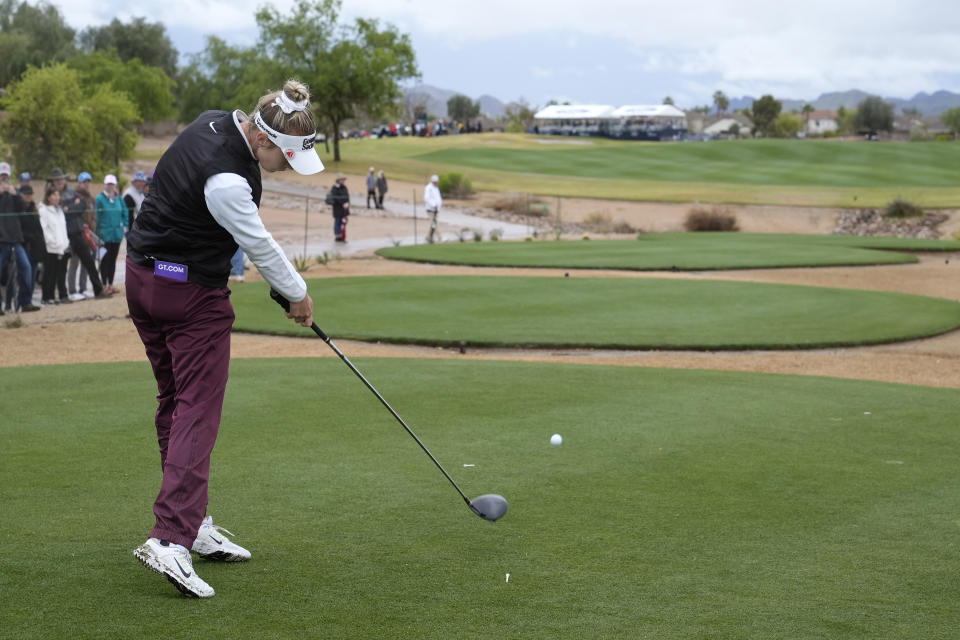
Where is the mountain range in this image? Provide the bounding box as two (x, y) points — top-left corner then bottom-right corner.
(403, 84), (960, 118)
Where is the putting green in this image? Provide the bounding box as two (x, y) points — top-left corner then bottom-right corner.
(231, 276), (960, 349)
(377, 234), (960, 271)
(3, 359), (960, 637)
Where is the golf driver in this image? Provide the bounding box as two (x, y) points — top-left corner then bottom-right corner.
(270, 289), (508, 522)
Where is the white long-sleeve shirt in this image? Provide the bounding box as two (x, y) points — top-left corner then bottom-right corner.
(204, 174), (307, 303)
(424, 182), (442, 212)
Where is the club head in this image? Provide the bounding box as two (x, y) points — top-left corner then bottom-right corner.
(469, 494), (508, 522)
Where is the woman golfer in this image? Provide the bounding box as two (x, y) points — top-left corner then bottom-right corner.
(127, 79), (322, 598)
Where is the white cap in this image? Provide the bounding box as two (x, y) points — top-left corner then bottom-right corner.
(430, 174), (439, 182)
(254, 111), (324, 176)
(0, 162), (10, 176)
(104, 174), (117, 185)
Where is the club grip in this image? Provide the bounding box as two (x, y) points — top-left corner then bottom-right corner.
(270, 288), (291, 312)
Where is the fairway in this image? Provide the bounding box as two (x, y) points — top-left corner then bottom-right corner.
(230, 276), (960, 350)
(377, 233), (960, 270)
(2, 359), (960, 638)
(317, 134), (960, 207)
(417, 137), (960, 187)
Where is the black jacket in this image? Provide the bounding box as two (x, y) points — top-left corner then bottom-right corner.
(18, 201), (45, 263)
(0, 190), (26, 243)
(329, 183), (349, 218)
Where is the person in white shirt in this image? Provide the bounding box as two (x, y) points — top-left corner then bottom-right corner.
(424, 174), (442, 243)
(37, 183), (71, 305)
(122, 170), (148, 229)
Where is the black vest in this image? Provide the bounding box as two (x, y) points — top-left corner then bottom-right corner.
(127, 110), (261, 288)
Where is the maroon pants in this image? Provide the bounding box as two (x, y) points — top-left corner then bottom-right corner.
(125, 257), (234, 549)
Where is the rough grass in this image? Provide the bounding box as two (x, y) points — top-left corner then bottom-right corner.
(230, 276), (960, 350)
(3, 359), (960, 638)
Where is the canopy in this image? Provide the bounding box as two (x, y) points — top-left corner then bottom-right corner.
(534, 105), (615, 119)
(611, 105), (687, 118)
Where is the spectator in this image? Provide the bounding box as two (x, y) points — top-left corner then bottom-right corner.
(95, 174), (127, 291)
(15, 184), (44, 305)
(17, 172), (32, 195)
(229, 247), (245, 282)
(424, 173), (442, 243)
(0, 161), (39, 313)
(37, 182), (71, 305)
(365, 166), (377, 208)
(123, 170), (148, 229)
(328, 173), (349, 241)
(63, 171), (108, 299)
(376, 170), (388, 209)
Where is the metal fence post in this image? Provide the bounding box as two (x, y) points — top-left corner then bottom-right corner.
(303, 195), (310, 259)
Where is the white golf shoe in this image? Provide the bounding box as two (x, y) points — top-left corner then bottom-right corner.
(133, 538), (214, 598)
(191, 515), (252, 562)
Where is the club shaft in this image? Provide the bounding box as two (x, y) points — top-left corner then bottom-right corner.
(311, 323), (472, 506)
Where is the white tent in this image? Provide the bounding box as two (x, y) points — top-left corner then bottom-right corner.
(534, 104), (615, 120)
(611, 105), (687, 119)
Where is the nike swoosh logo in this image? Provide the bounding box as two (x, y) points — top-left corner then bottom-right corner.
(208, 534), (223, 545)
(174, 558), (192, 578)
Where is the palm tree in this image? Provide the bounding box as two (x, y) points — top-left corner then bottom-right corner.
(713, 90), (729, 114)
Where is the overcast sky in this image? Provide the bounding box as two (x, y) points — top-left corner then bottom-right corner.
(68, 0), (960, 108)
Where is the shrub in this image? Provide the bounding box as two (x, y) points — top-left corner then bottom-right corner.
(438, 172), (474, 198)
(292, 255), (311, 271)
(489, 228), (502, 241)
(883, 198), (924, 218)
(490, 194), (549, 217)
(684, 205), (739, 232)
(580, 212), (639, 234)
(612, 220), (639, 234)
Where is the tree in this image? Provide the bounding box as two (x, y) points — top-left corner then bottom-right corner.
(713, 90), (728, 114)
(853, 96), (894, 135)
(178, 36), (272, 123)
(68, 51), (176, 122)
(750, 94), (781, 137)
(663, 96), (674, 105)
(447, 93), (480, 122)
(505, 100), (536, 133)
(0, 63), (139, 175)
(942, 107), (960, 139)
(84, 83), (140, 167)
(254, 0), (419, 162)
(836, 105), (854, 135)
(78, 17), (179, 79)
(0, 0), (75, 87)
(773, 113), (803, 138)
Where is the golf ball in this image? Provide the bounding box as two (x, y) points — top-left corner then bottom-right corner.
(550, 434), (563, 446)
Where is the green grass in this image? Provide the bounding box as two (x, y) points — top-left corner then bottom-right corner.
(312, 134), (960, 207)
(2, 359), (960, 638)
(378, 233), (960, 270)
(230, 276), (960, 350)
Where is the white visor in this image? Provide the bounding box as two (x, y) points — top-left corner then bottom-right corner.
(254, 111), (325, 175)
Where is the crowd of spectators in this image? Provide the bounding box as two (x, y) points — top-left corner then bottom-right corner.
(0, 164), (151, 315)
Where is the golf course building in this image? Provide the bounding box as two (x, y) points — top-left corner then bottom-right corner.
(533, 104), (687, 140)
